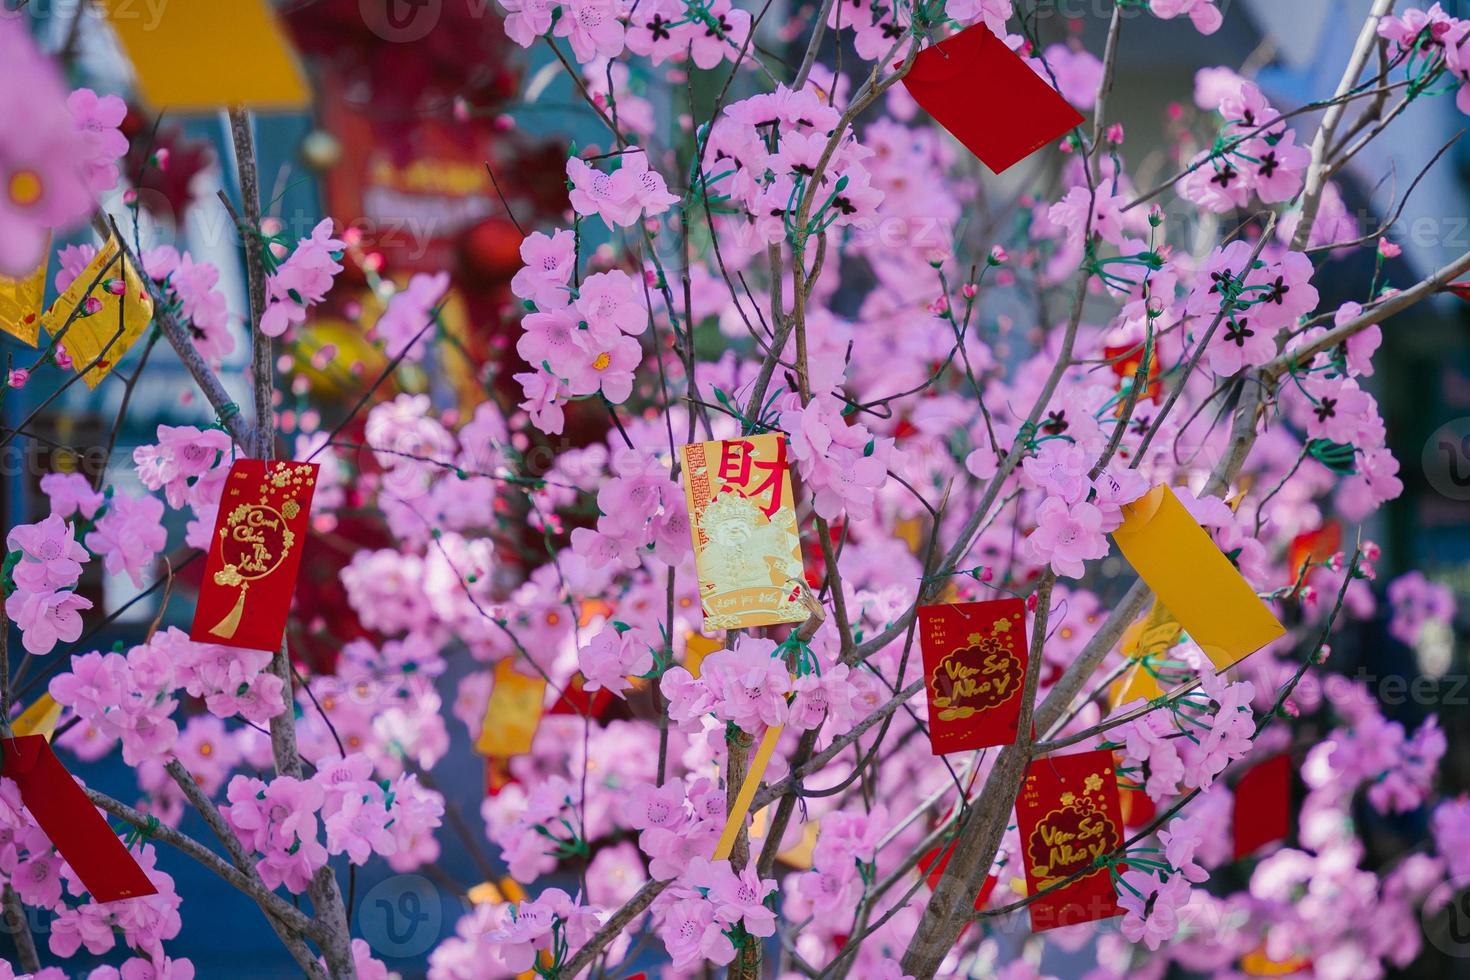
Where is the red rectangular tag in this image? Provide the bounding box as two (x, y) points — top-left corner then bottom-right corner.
(190, 459), (318, 652)
(920, 599), (1028, 754)
(1016, 749), (1124, 932)
(1232, 753), (1291, 859)
(901, 24), (1084, 174)
(1, 735), (157, 903)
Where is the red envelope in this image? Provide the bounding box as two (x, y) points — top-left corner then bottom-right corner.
(547, 673), (616, 720)
(190, 459), (318, 652)
(917, 838), (998, 910)
(1016, 749), (1124, 932)
(901, 25), (1084, 174)
(1232, 753), (1291, 859)
(920, 599), (1028, 754)
(1, 736), (157, 903)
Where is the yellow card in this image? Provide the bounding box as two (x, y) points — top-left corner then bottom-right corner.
(0, 240), (47, 346)
(1108, 601), (1183, 707)
(100, 0), (308, 112)
(467, 876), (526, 906)
(1110, 661), (1162, 707)
(681, 434), (806, 630)
(895, 515), (925, 554)
(12, 694), (62, 740)
(712, 725), (783, 861)
(474, 660), (546, 757)
(777, 819), (818, 869)
(1240, 944), (1311, 976)
(1112, 486), (1284, 672)
(684, 631), (723, 678)
(42, 236), (153, 388)
(467, 880), (503, 905)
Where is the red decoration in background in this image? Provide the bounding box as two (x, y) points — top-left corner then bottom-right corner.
(548, 673), (617, 721)
(1287, 521), (1341, 587)
(120, 106), (216, 223)
(901, 25), (1084, 174)
(283, 0), (521, 123)
(1232, 753), (1292, 859)
(916, 839), (999, 910)
(2, 736), (157, 903)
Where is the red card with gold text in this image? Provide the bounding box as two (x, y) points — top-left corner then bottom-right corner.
(901, 25), (1084, 174)
(1016, 749), (1124, 932)
(2, 735), (157, 903)
(190, 459), (318, 652)
(920, 599), (1028, 754)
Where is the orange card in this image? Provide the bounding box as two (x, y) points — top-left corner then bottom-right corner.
(100, 0), (308, 112)
(41, 235), (153, 388)
(681, 434), (806, 630)
(1112, 486), (1284, 672)
(474, 660), (546, 757)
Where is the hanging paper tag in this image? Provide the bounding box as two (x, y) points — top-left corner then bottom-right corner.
(189, 459), (318, 652)
(1, 735), (157, 903)
(12, 693), (62, 740)
(1112, 485), (1285, 672)
(41, 235), (154, 388)
(0, 238), (47, 346)
(1015, 749), (1125, 932)
(920, 599), (1029, 754)
(99, 0), (308, 112)
(474, 660), (547, 758)
(901, 24), (1085, 174)
(711, 725), (783, 861)
(1232, 753), (1291, 859)
(681, 434), (806, 630)
(684, 631), (723, 678)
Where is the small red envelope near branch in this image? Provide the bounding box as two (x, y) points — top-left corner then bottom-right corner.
(190, 459), (318, 652)
(1, 735), (157, 903)
(917, 838), (999, 910)
(901, 25), (1085, 174)
(1232, 753), (1291, 859)
(547, 673), (615, 720)
(920, 599), (1029, 754)
(1016, 749), (1125, 932)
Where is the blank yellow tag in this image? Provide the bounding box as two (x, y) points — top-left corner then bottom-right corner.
(1110, 661), (1163, 707)
(684, 631), (723, 678)
(466, 880), (503, 905)
(100, 0), (308, 112)
(712, 725), (783, 862)
(474, 661), (546, 757)
(42, 236), (153, 389)
(1112, 486), (1284, 672)
(1240, 943), (1311, 976)
(13, 694), (62, 740)
(777, 820), (819, 869)
(0, 241), (47, 346)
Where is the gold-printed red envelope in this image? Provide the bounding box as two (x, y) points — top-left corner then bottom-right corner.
(681, 434), (806, 630)
(1016, 749), (1125, 932)
(189, 459), (317, 652)
(920, 599), (1029, 754)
